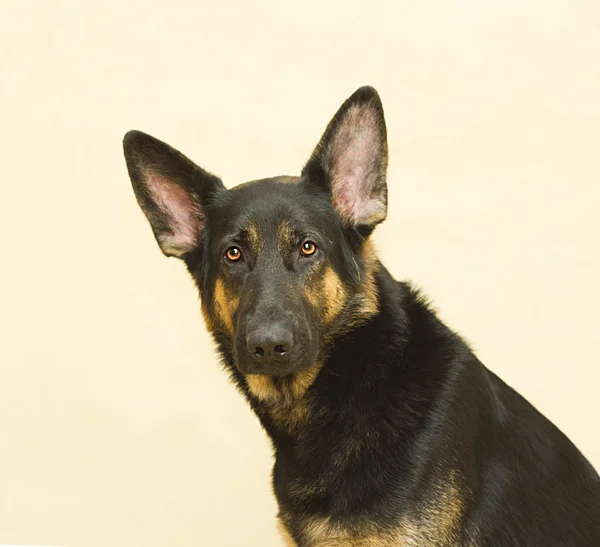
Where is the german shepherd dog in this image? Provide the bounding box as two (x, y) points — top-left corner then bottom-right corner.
(123, 87), (600, 546)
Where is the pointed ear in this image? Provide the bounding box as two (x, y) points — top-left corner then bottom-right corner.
(123, 130), (225, 258)
(302, 86), (388, 232)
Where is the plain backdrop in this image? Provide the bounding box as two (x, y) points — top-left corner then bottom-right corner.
(1, 1), (599, 546)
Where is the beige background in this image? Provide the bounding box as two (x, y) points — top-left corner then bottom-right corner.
(1, 0), (599, 545)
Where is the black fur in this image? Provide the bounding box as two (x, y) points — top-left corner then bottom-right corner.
(124, 86), (600, 545)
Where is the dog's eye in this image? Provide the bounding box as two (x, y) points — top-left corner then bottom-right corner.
(300, 241), (317, 257)
(226, 246), (242, 262)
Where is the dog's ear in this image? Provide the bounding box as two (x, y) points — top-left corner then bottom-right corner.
(123, 130), (225, 258)
(303, 86), (388, 233)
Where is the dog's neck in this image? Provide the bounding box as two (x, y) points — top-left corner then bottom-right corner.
(213, 269), (459, 524)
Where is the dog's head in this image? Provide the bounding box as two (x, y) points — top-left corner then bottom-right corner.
(123, 86), (388, 382)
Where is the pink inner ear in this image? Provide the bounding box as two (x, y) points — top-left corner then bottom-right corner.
(328, 105), (386, 225)
(149, 174), (202, 252)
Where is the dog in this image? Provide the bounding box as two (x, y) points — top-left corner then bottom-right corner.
(123, 86), (600, 546)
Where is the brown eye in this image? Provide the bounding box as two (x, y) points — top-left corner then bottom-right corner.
(300, 241), (317, 257)
(226, 246), (242, 262)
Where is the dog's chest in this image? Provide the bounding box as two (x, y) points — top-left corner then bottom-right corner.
(277, 469), (468, 546)
(278, 513), (465, 546)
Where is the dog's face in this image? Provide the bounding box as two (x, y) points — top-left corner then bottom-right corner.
(191, 177), (358, 377)
(123, 86), (388, 382)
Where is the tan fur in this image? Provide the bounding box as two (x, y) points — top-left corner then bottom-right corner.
(289, 365), (323, 400)
(246, 363), (323, 433)
(246, 221), (261, 254)
(357, 240), (379, 316)
(317, 239), (380, 344)
(213, 277), (238, 334)
(280, 470), (466, 547)
(245, 374), (280, 403)
(398, 469), (465, 546)
(270, 365), (323, 431)
(303, 266), (348, 325)
(278, 220), (295, 252)
(303, 280), (321, 310)
(322, 266), (348, 323)
(278, 518), (298, 547)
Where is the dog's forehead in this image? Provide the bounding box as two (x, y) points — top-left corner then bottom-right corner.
(208, 176), (340, 250)
(217, 177), (319, 230)
(227, 176), (303, 213)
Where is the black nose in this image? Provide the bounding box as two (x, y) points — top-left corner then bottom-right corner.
(246, 322), (294, 363)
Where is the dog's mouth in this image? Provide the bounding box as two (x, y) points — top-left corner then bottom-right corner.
(233, 349), (317, 377)
(243, 364), (299, 377)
